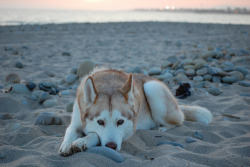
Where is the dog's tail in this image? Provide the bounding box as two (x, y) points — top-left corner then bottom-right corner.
(179, 105), (212, 125)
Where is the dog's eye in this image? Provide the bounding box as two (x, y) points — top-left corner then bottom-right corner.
(117, 119), (124, 126)
(97, 120), (105, 126)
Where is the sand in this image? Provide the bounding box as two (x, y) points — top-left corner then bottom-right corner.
(0, 22), (250, 167)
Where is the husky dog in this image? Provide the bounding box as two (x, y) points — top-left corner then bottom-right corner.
(59, 67), (212, 156)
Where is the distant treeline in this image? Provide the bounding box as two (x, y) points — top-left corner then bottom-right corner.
(135, 7), (250, 15)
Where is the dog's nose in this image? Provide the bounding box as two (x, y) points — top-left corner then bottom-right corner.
(105, 142), (117, 150)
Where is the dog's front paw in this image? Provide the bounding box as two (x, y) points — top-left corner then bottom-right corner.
(71, 138), (90, 152)
(58, 141), (73, 157)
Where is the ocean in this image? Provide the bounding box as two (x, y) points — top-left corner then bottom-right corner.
(0, 8), (250, 26)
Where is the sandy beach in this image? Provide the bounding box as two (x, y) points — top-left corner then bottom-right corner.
(0, 22), (250, 167)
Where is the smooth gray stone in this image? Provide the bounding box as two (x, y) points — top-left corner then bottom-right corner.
(34, 112), (62, 125)
(222, 76), (237, 84)
(238, 81), (250, 87)
(77, 60), (95, 77)
(157, 141), (185, 148)
(127, 66), (142, 73)
(193, 131), (203, 140)
(196, 67), (208, 76)
(185, 69), (195, 77)
(43, 98), (57, 108)
(148, 68), (161, 76)
(212, 76), (221, 83)
(235, 67), (248, 76)
(13, 84), (30, 94)
(193, 76), (203, 81)
(185, 137), (197, 143)
(203, 75), (212, 81)
(15, 61), (23, 68)
(5, 73), (20, 83)
(86, 147), (124, 163)
(65, 74), (78, 84)
(208, 86), (221, 96)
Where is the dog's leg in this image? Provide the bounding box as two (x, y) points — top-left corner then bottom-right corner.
(144, 80), (184, 131)
(58, 100), (83, 156)
(71, 133), (100, 152)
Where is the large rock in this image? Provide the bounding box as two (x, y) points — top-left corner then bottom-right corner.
(77, 60), (95, 77)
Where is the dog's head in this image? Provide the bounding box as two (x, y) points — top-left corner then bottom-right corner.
(81, 74), (136, 151)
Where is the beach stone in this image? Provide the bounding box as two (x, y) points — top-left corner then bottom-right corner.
(215, 51), (224, 59)
(208, 85), (221, 96)
(44, 70), (55, 77)
(32, 90), (49, 103)
(15, 61), (23, 68)
(196, 67), (208, 76)
(70, 67), (78, 74)
(174, 73), (189, 82)
(194, 59), (207, 70)
(222, 61), (234, 72)
(161, 61), (172, 69)
(77, 60), (95, 77)
(60, 90), (70, 96)
(26, 82), (36, 91)
(208, 67), (221, 75)
(203, 75), (212, 81)
(202, 51), (217, 59)
(245, 74), (250, 80)
(174, 69), (185, 76)
(0, 153), (4, 159)
(13, 84), (30, 94)
(184, 65), (195, 70)
(21, 99), (28, 105)
(222, 76), (237, 84)
(127, 66), (142, 73)
(228, 71), (244, 81)
(193, 131), (203, 140)
(212, 76), (221, 83)
(65, 74), (78, 85)
(193, 76), (203, 81)
(43, 98), (57, 108)
(38, 82), (59, 95)
(235, 67), (248, 76)
(157, 141), (185, 148)
(185, 69), (195, 77)
(62, 52), (71, 56)
(5, 73), (20, 83)
(86, 147), (124, 163)
(238, 81), (250, 87)
(34, 112), (62, 125)
(148, 68), (161, 76)
(0, 113), (13, 120)
(175, 40), (182, 47)
(167, 56), (178, 64)
(66, 102), (74, 112)
(185, 137), (196, 143)
(162, 72), (174, 82)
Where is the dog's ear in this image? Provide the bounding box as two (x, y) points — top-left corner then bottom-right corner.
(120, 74), (134, 102)
(84, 76), (98, 104)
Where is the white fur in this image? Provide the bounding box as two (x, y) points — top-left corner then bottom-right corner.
(179, 105), (212, 125)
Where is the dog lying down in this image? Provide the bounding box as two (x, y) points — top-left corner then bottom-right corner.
(59, 67), (212, 156)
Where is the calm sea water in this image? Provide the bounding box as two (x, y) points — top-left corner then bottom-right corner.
(0, 8), (250, 26)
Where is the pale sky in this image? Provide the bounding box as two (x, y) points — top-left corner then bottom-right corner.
(1, 0), (250, 10)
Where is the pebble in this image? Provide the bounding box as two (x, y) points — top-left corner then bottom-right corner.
(86, 147), (124, 163)
(26, 82), (37, 90)
(235, 67), (248, 76)
(208, 67), (221, 75)
(62, 52), (71, 56)
(202, 51), (217, 59)
(193, 131), (203, 140)
(194, 59), (207, 70)
(70, 67), (78, 74)
(0, 153), (4, 159)
(38, 82), (59, 95)
(21, 99), (28, 105)
(127, 66), (142, 73)
(32, 90), (49, 103)
(161, 61), (172, 69)
(157, 141), (185, 148)
(222, 76), (237, 84)
(238, 81), (250, 87)
(194, 82), (205, 88)
(228, 71), (244, 81)
(34, 112), (62, 125)
(184, 65), (195, 70)
(208, 85), (221, 96)
(162, 72), (174, 82)
(5, 73), (20, 83)
(203, 75), (212, 81)
(60, 90), (70, 95)
(245, 74), (250, 80)
(196, 67), (208, 76)
(15, 61), (23, 68)
(174, 69), (185, 76)
(13, 84), (30, 94)
(77, 60), (95, 77)
(66, 102), (74, 112)
(43, 98), (57, 108)
(222, 61), (234, 72)
(148, 68), (161, 76)
(44, 70), (55, 77)
(185, 137), (197, 143)
(193, 76), (203, 81)
(212, 76), (221, 83)
(167, 56), (178, 64)
(0, 113), (13, 120)
(174, 73), (189, 82)
(185, 69), (195, 77)
(175, 40), (182, 47)
(65, 74), (78, 85)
